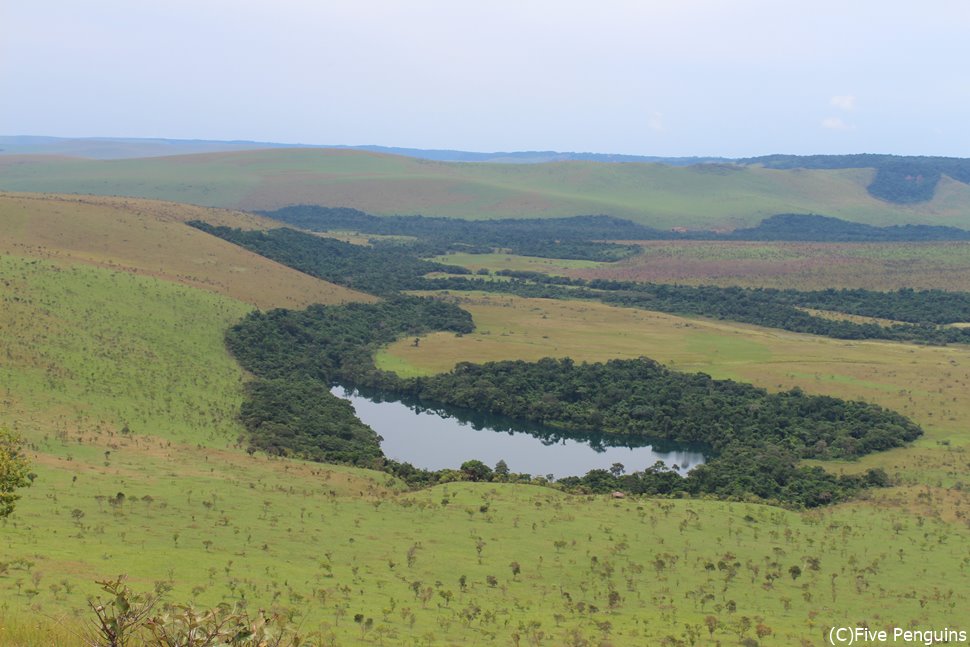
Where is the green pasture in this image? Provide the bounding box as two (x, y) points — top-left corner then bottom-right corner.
(0, 254), (251, 443)
(5, 470), (969, 646)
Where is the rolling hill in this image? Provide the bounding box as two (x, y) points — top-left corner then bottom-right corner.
(0, 192), (372, 309)
(4, 148), (970, 229)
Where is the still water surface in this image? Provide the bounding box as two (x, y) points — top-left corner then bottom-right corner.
(332, 386), (706, 479)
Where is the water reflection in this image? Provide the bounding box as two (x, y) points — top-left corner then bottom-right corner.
(332, 386), (707, 479)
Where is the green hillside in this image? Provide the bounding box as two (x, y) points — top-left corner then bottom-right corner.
(4, 149), (970, 229)
(3, 250), (969, 646)
(2, 194), (970, 644)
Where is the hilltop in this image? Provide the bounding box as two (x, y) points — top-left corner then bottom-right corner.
(3, 148), (970, 229)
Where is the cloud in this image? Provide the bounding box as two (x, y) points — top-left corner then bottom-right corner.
(648, 111), (665, 132)
(821, 116), (852, 130)
(830, 95), (856, 111)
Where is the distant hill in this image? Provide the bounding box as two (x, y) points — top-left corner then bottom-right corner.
(0, 136), (970, 209)
(4, 137), (969, 205)
(334, 145), (728, 165)
(0, 135), (317, 159)
(741, 154), (970, 205)
(3, 146), (970, 229)
(0, 136), (728, 164)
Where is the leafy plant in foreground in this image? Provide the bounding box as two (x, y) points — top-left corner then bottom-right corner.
(0, 428), (32, 518)
(86, 575), (303, 647)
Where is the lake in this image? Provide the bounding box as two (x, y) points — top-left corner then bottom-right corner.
(332, 386), (706, 479)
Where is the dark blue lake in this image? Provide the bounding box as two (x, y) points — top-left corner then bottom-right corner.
(332, 386), (706, 479)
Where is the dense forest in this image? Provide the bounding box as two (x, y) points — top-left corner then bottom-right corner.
(401, 357), (920, 459)
(435, 276), (970, 344)
(188, 222), (469, 295)
(726, 213), (970, 242)
(257, 206), (650, 260)
(226, 296), (473, 464)
(226, 299), (915, 507)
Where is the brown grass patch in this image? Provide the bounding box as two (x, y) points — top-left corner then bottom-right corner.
(0, 192), (374, 309)
(567, 240), (970, 291)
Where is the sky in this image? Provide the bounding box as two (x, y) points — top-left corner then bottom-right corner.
(2, 0), (969, 157)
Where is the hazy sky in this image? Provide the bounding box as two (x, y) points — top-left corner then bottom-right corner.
(2, 0), (968, 157)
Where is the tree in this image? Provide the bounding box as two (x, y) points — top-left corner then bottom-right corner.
(460, 460), (493, 482)
(1, 429), (31, 518)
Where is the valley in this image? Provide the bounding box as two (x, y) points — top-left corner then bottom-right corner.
(1, 168), (969, 646)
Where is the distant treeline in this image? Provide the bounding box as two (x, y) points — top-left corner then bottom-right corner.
(228, 301), (911, 506)
(257, 206), (650, 261)
(726, 213), (970, 242)
(740, 154), (970, 204)
(258, 205), (970, 245)
(191, 223), (970, 345)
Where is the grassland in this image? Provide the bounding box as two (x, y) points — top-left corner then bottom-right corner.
(430, 252), (607, 276)
(0, 192), (372, 309)
(0, 266), (965, 644)
(3, 191), (970, 644)
(0, 262), (967, 645)
(4, 149), (970, 229)
(434, 241), (970, 292)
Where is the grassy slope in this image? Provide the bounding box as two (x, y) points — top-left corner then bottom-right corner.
(0, 258), (965, 646)
(0, 192), (373, 310)
(3, 150), (970, 229)
(0, 194), (968, 644)
(0, 259), (966, 644)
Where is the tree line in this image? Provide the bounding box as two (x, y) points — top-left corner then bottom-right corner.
(255, 206), (649, 261)
(259, 205), (970, 245)
(193, 222), (970, 345)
